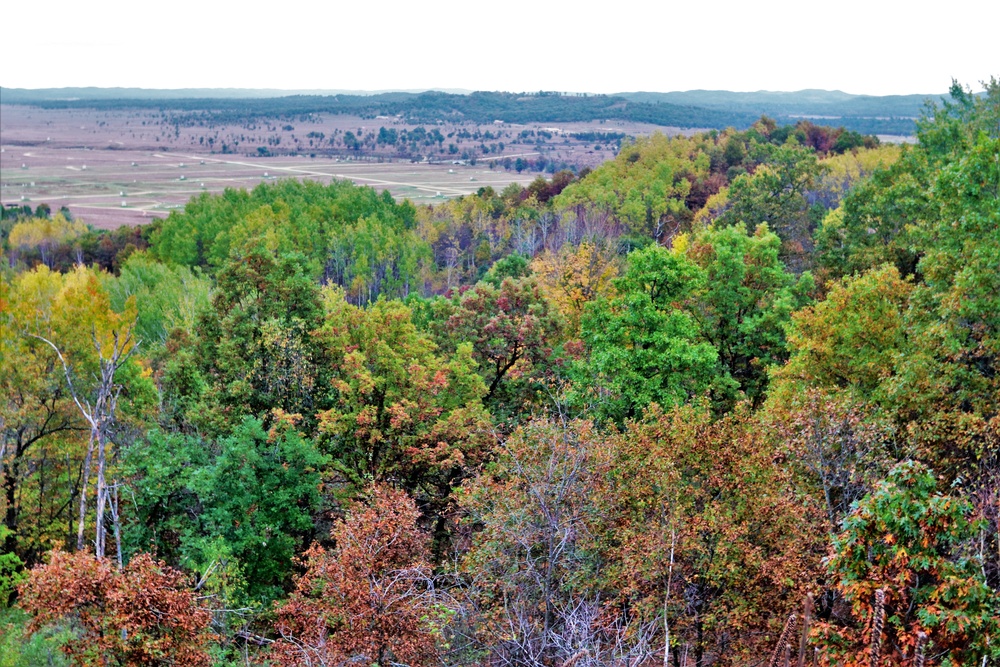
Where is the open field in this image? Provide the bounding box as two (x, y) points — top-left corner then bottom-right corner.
(1, 105), (690, 229)
(0, 144), (541, 229)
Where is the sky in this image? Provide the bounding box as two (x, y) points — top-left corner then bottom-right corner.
(3, 0), (997, 96)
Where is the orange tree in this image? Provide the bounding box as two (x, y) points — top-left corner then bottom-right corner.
(267, 484), (444, 667)
(18, 550), (213, 666)
(458, 407), (824, 666)
(597, 404), (826, 667)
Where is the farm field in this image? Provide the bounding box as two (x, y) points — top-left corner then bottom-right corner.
(0, 144), (539, 229)
(1, 105), (683, 229)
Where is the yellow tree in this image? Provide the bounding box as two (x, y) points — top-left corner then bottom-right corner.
(7, 214), (88, 268)
(1, 268), (80, 563)
(3, 266), (150, 565)
(554, 133), (711, 241)
(530, 240), (621, 334)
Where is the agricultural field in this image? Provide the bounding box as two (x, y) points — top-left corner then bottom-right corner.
(0, 105), (683, 229)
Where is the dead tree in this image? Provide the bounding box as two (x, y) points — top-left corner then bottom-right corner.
(32, 323), (138, 563)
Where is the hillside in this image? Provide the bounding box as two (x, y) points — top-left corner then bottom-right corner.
(2, 81), (997, 666)
(618, 88), (943, 117)
(1, 87), (921, 134)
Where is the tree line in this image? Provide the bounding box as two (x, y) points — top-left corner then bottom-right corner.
(0, 88), (920, 135)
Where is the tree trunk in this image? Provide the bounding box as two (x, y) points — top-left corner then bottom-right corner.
(663, 527), (676, 667)
(798, 594), (813, 667)
(3, 450), (20, 554)
(94, 431), (108, 559)
(695, 618), (704, 667)
(76, 432), (95, 551)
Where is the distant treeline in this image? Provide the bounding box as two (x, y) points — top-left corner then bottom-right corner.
(619, 89), (949, 117)
(0, 88), (920, 134)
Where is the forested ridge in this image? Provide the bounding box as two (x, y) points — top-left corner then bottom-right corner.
(0, 88), (923, 136)
(0, 81), (997, 666)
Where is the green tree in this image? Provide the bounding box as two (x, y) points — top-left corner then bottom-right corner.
(173, 248), (328, 433)
(773, 264), (912, 403)
(684, 222), (813, 408)
(150, 179), (425, 293)
(815, 79), (999, 282)
(123, 415), (326, 603)
(577, 244), (719, 422)
(813, 156), (927, 279)
(713, 142), (824, 271)
(104, 250), (212, 349)
(818, 461), (1000, 667)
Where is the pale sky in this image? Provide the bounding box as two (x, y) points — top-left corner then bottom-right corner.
(3, 0), (997, 96)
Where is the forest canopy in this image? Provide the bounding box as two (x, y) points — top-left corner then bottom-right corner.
(1, 79), (998, 667)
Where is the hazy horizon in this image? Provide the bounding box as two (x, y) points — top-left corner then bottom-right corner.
(4, 0), (995, 96)
(0, 85), (961, 98)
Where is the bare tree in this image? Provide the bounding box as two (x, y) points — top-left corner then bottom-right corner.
(32, 322), (138, 562)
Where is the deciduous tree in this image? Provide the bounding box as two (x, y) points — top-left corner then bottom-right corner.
(18, 550), (213, 667)
(268, 484), (442, 667)
(817, 461), (1000, 667)
(577, 244), (719, 422)
(317, 291), (488, 550)
(428, 277), (563, 413)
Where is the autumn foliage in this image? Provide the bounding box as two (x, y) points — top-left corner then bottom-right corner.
(17, 550), (213, 666)
(816, 462), (998, 667)
(459, 407), (826, 665)
(3, 81), (999, 666)
(268, 484), (442, 667)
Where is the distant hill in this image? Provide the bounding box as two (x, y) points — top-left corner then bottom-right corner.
(617, 89), (945, 120)
(0, 89), (757, 129)
(0, 87), (929, 135)
(0, 87), (474, 102)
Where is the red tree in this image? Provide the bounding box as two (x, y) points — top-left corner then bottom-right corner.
(268, 484), (444, 667)
(18, 550), (213, 666)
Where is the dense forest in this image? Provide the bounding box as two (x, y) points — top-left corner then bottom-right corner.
(0, 80), (997, 666)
